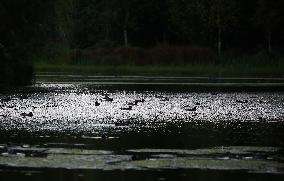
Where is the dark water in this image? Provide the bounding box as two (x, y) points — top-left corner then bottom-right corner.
(1, 82), (284, 180)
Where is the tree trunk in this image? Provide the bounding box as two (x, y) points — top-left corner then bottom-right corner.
(123, 10), (129, 48)
(268, 31), (272, 53)
(0, 42), (4, 49)
(218, 26), (222, 56)
(124, 28), (128, 47)
(105, 23), (110, 41)
(58, 25), (67, 43)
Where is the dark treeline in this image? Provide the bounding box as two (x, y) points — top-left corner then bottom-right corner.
(61, 0), (284, 52)
(39, 0), (284, 64)
(1, 0), (284, 84)
(42, 0), (284, 65)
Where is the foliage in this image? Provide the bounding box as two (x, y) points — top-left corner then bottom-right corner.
(0, 0), (55, 85)
(254, 0), (284, 32)
(253, 0), (284, 52)
(52, 45), (216, 65)
(24, 0), (284, 55)
(1, 0), (284, 84)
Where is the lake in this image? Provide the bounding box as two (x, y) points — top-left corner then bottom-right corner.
(0, 75), (284, 180)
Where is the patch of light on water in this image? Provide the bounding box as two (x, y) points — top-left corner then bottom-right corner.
(0, 84), (284, 134)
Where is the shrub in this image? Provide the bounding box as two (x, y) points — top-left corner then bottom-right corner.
(58, 45), (217, 65)
(84, 48), (113, 64)
(63, 49), (83, 64)
(182, 46), (216, 64)
(0, 52), (34, 86)
(150, 44), (216, 65)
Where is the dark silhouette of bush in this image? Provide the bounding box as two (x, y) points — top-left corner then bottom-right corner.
(181, 46), (217, 64)
(0, 0), (54, 86)
(59, 45), (216, 66)
(0, 46), (34, 86)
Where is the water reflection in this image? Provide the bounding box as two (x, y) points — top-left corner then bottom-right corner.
(1, 84), (284, 134)
(0, 83), (284, 179)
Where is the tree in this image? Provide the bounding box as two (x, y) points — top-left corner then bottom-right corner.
(167, 0), (202, 44)
(112, 0), (142, 47)
(54, 0), (76, 48)
(71, 0), (135, 48)
(194, 0), (239, 55)
(0, 0), (54, 85)
(129, 0), (171, 46)
(119, 0), (130, 47)
(72, 0), (102, 48)
(254, 0), (284, 53)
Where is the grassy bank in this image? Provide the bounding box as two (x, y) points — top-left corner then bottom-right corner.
(34, 62), (284, 77)
(33, 45), (284, 77)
